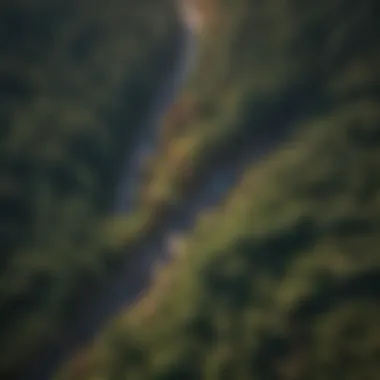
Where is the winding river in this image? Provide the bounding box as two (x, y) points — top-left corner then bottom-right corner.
(20, 6), (295, 379)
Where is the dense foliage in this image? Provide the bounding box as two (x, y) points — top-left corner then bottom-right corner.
(57, 0), (380, 379)
(0, 0), (180, 376)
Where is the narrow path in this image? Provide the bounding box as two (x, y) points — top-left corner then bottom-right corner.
(113, 23), (197, 214)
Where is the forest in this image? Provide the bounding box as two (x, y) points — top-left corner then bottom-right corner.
(1, 0), (379, 379)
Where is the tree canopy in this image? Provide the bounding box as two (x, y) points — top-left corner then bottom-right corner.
(1, 0), (380, 379)
(58, 0), (380, 379)
(0, 0), (180, 376)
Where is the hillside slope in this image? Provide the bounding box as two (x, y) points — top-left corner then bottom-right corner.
(57, 0), (380, 379)
(0, 0), (181, 377)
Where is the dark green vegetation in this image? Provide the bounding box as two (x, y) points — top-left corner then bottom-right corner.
(0, 0), (181, 375)
(58, 0), (380, 379)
